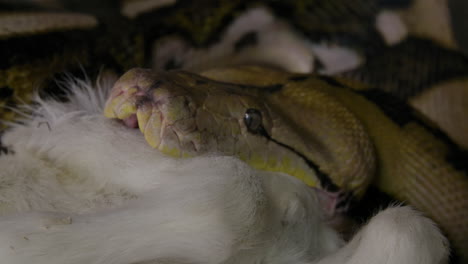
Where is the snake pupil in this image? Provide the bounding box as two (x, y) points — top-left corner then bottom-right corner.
(244, 108), (263, 134)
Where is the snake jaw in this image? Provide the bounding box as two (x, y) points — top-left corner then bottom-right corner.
(104, 69), (163, 147)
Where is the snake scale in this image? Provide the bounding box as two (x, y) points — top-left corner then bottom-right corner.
(1, 0), (467, 262)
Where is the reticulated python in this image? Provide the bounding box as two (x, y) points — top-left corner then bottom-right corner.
(1, 0), (467, 262)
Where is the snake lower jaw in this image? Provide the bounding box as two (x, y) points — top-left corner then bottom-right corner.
(107, 100), (166, 150)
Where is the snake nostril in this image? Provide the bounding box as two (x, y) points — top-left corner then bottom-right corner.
(136, 96), (152, 108)
(151, 80), (163, 90)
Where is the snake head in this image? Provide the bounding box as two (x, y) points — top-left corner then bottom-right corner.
(105, 67), (376, 200)
(104, 68), (272, 159)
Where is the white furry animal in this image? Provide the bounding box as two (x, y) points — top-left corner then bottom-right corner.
(0, 77), (449, 264)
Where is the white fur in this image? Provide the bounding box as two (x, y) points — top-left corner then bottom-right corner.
(0, 77), (448, 263)
(153, 7), (316, 73)
(152, 7), (363, 75)
(375, 10), (408, 46)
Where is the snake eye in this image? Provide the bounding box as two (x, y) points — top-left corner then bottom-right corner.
(244, 108), (263, 134)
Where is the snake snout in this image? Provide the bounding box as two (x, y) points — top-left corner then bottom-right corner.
(104, 68), (169, 144)
(105, 68), (200, 155)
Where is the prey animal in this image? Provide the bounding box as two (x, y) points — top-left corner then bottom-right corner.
(0, 72), (449, 263)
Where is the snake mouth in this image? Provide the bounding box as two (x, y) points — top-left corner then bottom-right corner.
(105, 83), (163, 148)
(122, 114), (138, 128)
